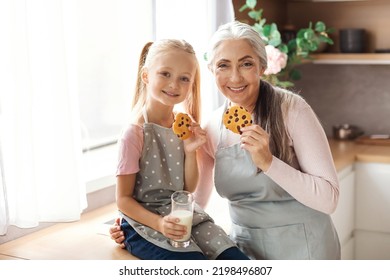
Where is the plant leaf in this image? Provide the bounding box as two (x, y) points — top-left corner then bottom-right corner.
(290, 69), (301, 81)
(296, 29), (306, 39)
(315, 21), (326, 33)
(246, 0), (257, 9)
(277, 80), (295, 88)
(239, 4), (248, 12)
(304, 29), (315, 40)
(319, 34), (334, 45)
(278, 44), (289, 54)
(248, 10), (262, 21)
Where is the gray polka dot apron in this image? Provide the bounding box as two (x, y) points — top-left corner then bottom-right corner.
(120, 109), (236, 259)
(214, 103), (340, 260)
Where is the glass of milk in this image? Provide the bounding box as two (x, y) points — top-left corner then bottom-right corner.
(169, 190), (194, 248)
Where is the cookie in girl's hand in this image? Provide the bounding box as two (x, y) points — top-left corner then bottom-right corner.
(172, 113), (192, 140)
(223, 105), (252, 134)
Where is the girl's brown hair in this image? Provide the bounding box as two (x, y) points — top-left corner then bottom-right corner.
(132, 39), (201, 123)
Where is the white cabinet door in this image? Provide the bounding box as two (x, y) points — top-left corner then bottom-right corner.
(331, 165), (355, 247)
(355, 230), (390, 260)
(355, 162), (390, 232)
(341, 237), (355, 260)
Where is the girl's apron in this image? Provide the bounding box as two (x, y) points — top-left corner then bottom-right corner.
(121, 109), (236, 259)
(214, 104), (340, 260)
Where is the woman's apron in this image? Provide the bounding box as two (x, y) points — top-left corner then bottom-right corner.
(120, 109), (236, 259)
(214, 105), (340, 260)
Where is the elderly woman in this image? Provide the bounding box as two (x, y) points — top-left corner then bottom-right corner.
(194, 20), (340, 260)
(111, 21), (340, 260)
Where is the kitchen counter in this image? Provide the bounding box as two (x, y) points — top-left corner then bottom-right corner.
(328, 138), (390, 171)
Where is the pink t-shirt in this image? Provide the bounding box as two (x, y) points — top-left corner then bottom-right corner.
(116, 124), (144, 176)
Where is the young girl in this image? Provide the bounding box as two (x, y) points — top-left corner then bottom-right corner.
(116, 39), (248, 260)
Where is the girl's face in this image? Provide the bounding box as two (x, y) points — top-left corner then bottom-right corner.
(143, 49), (197, 107)
(211, 39), (264, 111)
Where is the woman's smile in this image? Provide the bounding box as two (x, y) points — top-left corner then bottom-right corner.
(227, 85), (247, 93)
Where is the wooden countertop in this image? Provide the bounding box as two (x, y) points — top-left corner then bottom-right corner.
(329, 138), (390, 171)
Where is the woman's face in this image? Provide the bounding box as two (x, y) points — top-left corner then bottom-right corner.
(211, 39), (264, 111)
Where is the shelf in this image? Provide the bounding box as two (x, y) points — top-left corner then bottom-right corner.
(311, 53), (390, 65)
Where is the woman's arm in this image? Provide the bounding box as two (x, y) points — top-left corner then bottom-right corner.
(182, 123), (207, 193)
(264, 101), (339, 214)
(192, 110), (221, 209)
(193, 146), (215, 209)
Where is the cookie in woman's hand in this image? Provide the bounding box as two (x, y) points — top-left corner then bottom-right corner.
(172, 113), (192, 140)
(223, 105), (252, 134)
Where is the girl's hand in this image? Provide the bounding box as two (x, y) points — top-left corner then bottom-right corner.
(240, 125), (273, 172)
(183, 123), (207, 153)
(158, 215), (187, 240)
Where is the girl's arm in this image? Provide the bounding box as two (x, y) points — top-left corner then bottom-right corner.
(116, 174), (186, 240)
(183, 151), (198, 193)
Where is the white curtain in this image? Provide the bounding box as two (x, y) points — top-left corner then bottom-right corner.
(0, 0), (86, 235)
(0, 0), (234, 235)
(208, 0), (235, 111)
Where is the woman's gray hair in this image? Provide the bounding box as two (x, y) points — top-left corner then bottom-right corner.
(207, 21), (268, 70)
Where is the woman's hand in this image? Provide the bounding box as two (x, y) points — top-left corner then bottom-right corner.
(109, 218), (125, 248)
(183, 123), (207, 153)
(240, 125), (273, 172)
(157, 215), (187, 241)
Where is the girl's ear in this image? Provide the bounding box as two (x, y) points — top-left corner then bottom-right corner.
(141, 70), (149, 84)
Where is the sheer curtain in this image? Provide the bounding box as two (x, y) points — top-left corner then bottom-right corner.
(0, 0), (86, 235)
(0, 0), (234, 235)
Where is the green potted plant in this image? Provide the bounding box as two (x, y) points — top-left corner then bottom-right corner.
(240, 0), (334, 88)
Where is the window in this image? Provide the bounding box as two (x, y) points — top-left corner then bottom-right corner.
(78, 1), (153, 187)
(78, 0), (153, 151)
(80, 0), (232, 189)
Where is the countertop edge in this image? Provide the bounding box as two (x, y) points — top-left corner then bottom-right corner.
(329, 138), (390, 171)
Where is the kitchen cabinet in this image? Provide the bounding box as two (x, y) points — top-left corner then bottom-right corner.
(289, 0), (372, 2)
(355, 162), (390, 232)
(287, 0), (390, 54)
(354, 230), (390, 260)
(234, 0), (390, 58)
(331, 165), (355, 260)
(354, 162), (390, 259)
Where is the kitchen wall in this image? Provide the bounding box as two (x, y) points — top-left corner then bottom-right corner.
(292, 64), (390, 137)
